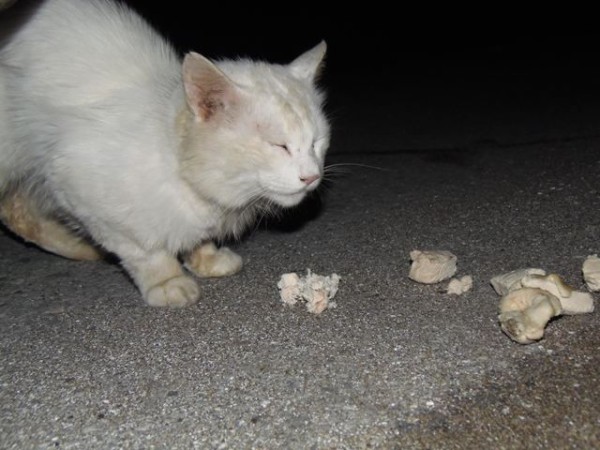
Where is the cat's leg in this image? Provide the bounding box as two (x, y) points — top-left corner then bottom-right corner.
(118, 247), (200, 307)
(0, 191), (102, 261)
(184, 241), (243, 278)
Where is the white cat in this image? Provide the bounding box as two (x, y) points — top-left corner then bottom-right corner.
(0, 0), (330, 306)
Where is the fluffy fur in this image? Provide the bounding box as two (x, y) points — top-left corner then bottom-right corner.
(0, 0), (330, 306)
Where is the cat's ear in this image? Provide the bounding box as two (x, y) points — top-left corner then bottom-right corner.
(182, 52), (240, 122)
(288, 41), (327, 82)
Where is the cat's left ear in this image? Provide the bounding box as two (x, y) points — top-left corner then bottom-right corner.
(289, 41), (327, 82)
(182, 52), (241, 122)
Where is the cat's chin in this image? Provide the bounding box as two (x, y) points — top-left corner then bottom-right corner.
(267, 191), (307, 208)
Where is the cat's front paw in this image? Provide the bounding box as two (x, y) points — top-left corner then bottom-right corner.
(185, 242), (243, 278)
(145, 275), (200, 307)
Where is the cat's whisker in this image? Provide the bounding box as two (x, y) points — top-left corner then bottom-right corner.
(245, 193), (282, 235)
(217, 186), (274, 238)
(324, 162), (391, 172)
(322, 170), (351, 181)
(222, 189), (265, 217)
(320, 171), (354, 185)
(317, 182), (337, 201)
(321, 162), (392, 184)
(212, 189), (263, 230)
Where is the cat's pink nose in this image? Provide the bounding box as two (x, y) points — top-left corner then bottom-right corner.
(300, 174), (320, 186)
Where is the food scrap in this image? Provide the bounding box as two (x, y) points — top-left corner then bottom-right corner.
(491, 269), (595, 344)
(409, 250), (457, 284)
(447, 275), (473, 295)
(278, 270), (341, 314)
(583, 255), (600, 292)
(498, 287), (563, 344)
(490, 268), (546, 296)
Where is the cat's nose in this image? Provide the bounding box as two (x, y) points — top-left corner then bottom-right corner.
(300, 174), (321, 186)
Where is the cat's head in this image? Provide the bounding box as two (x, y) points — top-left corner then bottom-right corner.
(180, 42), (329, 210)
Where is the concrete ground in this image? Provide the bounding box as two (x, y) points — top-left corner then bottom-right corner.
(2, 58), (600, 448)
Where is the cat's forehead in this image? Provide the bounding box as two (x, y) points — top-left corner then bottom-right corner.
(261, 95), (319, 145)
(253, 68), (314, 108)
(219, 61), (322, 135)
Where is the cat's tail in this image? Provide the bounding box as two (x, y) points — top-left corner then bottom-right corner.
(0, 189), (104, 260)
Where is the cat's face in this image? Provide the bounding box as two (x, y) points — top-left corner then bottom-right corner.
(181, 42), (330, 210)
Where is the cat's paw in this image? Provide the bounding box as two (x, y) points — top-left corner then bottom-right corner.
(185, 243), (243, 278)
(145, 275), (200, 307)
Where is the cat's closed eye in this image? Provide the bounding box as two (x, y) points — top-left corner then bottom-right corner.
(271, 143), (291, 155)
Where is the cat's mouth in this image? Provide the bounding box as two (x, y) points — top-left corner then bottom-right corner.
(258, 174), (320, 208)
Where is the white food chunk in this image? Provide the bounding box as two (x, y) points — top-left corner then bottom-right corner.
(277, 270), (341, 314)
(447, 275), (473, 295)
(409, 250), (457, 284)
(583, 254), (600, 292)
(498, 288), (563, 344)
(490, 268), (546, 296)
(521, 273), (594, 315)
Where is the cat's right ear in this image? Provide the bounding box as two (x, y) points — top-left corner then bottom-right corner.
(182, 52), (239, 122)
(289, 41), (327, 83)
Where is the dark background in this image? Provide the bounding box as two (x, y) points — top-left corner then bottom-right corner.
(122, 2), (600, 72)
(121, 2), (600, 154)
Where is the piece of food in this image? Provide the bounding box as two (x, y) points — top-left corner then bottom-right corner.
(409, 250), (457, 284)
(277, 273), (302, 306)
(277, 270), (341, 314)
(582, 254), (600, 292)
(521, 273), (594, 315)
(490, 268), (546, 296)
(493, 268), (595, 344)
(498, 288), (563, 344)
(447, 275), (473, 295)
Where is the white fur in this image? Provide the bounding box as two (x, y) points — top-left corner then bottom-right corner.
(0, 0), (329, 306)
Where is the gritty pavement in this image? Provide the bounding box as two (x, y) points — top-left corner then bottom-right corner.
(1, 138), (599, 449)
